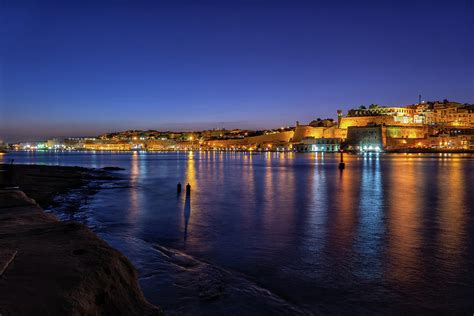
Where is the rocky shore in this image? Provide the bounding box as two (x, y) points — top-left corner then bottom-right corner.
(0, 164), (162, 315)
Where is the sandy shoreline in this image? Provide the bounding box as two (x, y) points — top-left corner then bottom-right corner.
(0, 164), (163, 315)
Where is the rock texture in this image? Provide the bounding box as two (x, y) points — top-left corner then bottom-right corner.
(0, 165), (162, 316)
(0, 164), (116, 208)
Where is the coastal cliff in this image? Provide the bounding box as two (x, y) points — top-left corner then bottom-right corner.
(0, 164), (162, 315)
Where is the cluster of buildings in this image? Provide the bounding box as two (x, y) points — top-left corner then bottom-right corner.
(7, 100), (474, 153)
(340, 100), (473, 152)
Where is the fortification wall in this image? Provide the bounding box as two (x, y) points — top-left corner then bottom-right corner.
(339, 116), (396, 129)
(292, 126), (324, 142)
(292, 125), (348, 142)
(322, 126), (336, 138)
(246, 131), (294, 145)
(206, 139), (246, 148)
(334, 128), (347, 139)
(346, 126), (386, 147)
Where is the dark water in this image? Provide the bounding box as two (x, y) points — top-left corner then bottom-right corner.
(3, 151), (474, 314)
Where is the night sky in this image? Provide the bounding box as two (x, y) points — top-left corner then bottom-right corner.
(1, 0), (473, 141)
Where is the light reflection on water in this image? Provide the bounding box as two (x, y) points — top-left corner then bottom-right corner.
(386, 158), (423, 286)
(3, 151), (474, 313)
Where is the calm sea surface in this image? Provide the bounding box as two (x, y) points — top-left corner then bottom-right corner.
(3, 151), (474, 314)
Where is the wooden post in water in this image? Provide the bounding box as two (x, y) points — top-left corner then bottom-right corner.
(338, 150), (345, 170)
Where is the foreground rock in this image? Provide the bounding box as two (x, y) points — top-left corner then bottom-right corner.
(0, 163), (118, 208)
(0, 181), (162, 315)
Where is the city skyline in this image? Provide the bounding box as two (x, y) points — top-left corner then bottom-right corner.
(3, 99), (473, 143)
(6, 100), (473, 153)
(1, 0), (473, 142)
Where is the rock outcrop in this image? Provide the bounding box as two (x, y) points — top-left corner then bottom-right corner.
(0, 189), (162, 315)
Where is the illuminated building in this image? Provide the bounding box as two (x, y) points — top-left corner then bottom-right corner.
(83, 140), (133, 151)
(424, 102), (474, 127)
(293, 138), (341, 152)
(346, 126), (384, 152)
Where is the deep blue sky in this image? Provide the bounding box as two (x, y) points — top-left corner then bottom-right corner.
(1, 0), (473, 141)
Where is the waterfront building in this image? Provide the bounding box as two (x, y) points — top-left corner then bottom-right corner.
(64, 137), (97, 150)
(424, 102), (474, 127)
(83, 140), (133, 151)
(338, 101), (473, 151)
(346, 105), (415, 124)
(427, 134), (474, 150)
(345, 124), (428, 151)
(294, 137), (341, 152)
(345, 125), (384, 152)
(144, 139), (177, 151)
